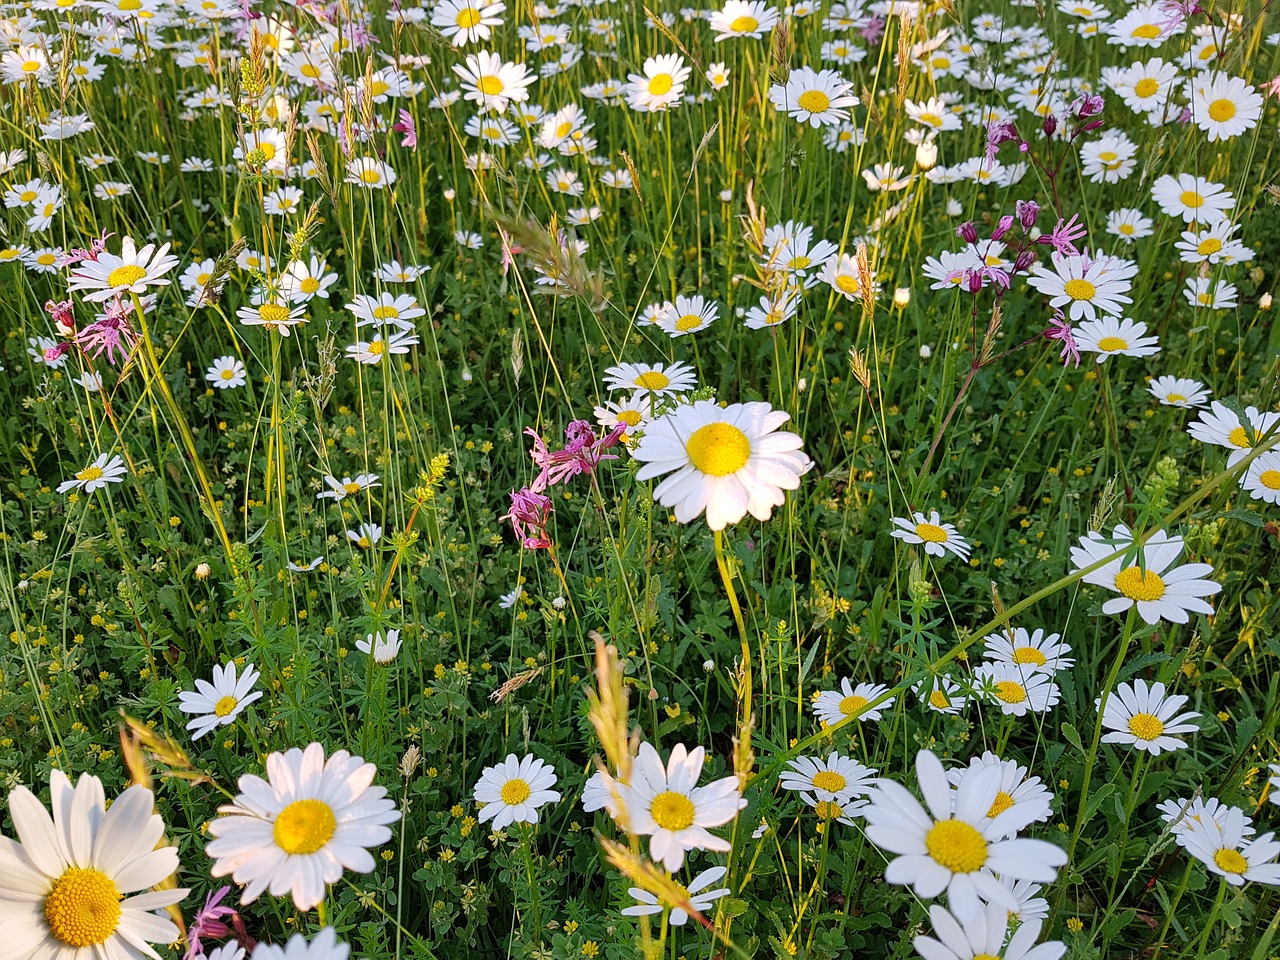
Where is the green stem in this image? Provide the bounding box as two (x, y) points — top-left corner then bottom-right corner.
(1151, 860), (1194, 960)
(1194, 878), (1229, 960)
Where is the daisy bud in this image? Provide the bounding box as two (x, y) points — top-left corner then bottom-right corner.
(894, 287), (911, 308)
(718, 189), (733, 202)
(914, 138), (937, 170)
(195, 562), (211, 580)
(919, 343), (932, 359)
(1260, 292), (1273, 311)
(946, 198), (963, 217)
(443, 188), (456, 201)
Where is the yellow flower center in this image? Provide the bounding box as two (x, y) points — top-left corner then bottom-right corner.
(1119, 223), (1135, 235)
(360, 168), (383, 184)
(23, 59), (42, 72)
(929, 690), (951, 709)
(1131, 23), (1160, 39)
(986, 791), (1015, 818)
(995, 680), (1027, 704)
(369, 340), (386, 355)
(37, 253), (57, 265)
(926, 819), (988, 873)
(915, 522), (948, 543)
(729, 14), (759, 31)
(1214, 848), (1249, 874)
(76, 466), (105, 482)
(555, 121), (573, 138)
(1134, 77), (1159, 98)
(1258, 470), (1280, 491)
(1098, 151), (1117, 162)
(836, 274), (860, 295)
(1180, 190), (1203, 208)
(1097, 336), (1128, 352)
(798, 90), (832, 114)
(648, 73), (673, 96)
(107, 264), (147, 288)
(221, 369), (235, 380)
(618, 410), (643, 426)
(1063, 278), (1096, 301)
(500, 778), (531, 805)
(919, 112), (943, 127)
(369, 80), (389, 97)
(19, 189), (37, 202)
(300, 277), (319, 293)
(455, 6), (481, 28)
(372, 305), (400, 320)
(214, 694), (238, 717)
(1207, 99), (1235, 123)
(478, 75), (504, 96)
(634, 370), (670, 391)
(301, 63), (321, 78)
(811, 771), (847, 793)
(44, 867), (123, 947)
(1165, 393), (1186, 403)
(344, 481), (362, 494)
(813, 800), (844, 820)
(273, 798), (337, 854)
(650, 790), (695, 831)
(786, 255), (812, 270)
(675, 313), (704, 331)
(1197, 237), (1222, 256)
(686, 422), (751, 476)
(1127, 712), (1165, 741)
(838, 694), (868, 715)
(258, 303), (291, 323)
(1012, 646), (1047, 666)
(1114, 566), (1166, 601)
(1227, 426), (1252, 449)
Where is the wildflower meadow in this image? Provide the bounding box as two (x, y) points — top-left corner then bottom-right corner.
(3, 0), (1280, 958)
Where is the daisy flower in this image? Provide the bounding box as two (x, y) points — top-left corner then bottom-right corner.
(626, 53), (691, 112)
(346, 523), (382, 548)
(498, 585), (523, 608)
(67, 235), (178, 302)
(1148, 375), (1209, 409)
(618, 742), (745, 872)
(250, 927), (350, 960)
(431, 0), (505, 46)
(1107, 57), (1179, 115)
(1151, 174), (1234, 225)
(919, 675), (968, 715)
(1074, 316), (1160, 362)
(178, 661), (264, 739)
(861, 749), (1068, 921)
(1181, 807), (1280, 886)
(1026, 253), (1133, 322)
(345, 331), (420, 364)
(348, 292), (424, 331)
(631, 399), (811, 530)
(974, 662), (1061, 717)
(236, 299), (307, 337)
(594, 393), (652, 434)
(1186, 401), (1280, 466)
(356, 629), (401, 664)
(811, 679), (895, 726)
(207, 356), (247, 389)
(0, 770), (186, 960)
(286, 557), (324, 572)
(1188, 72), (1263, 141)
(473, 754), (560, 830)
(779, 753), (877, 803)
(656, 294), (719, 337)
(1242, 452), (1280, 505)
(770, 66), (859, 127)
(820, 252), (875, 301)
(1107, 3), (1179, 47)
(1098, 679), (1200, 755)
(1183, 277), (1237, 310)
(890, 511), (971, 561)
(316, 473), (381, 501)
(1106, 208), (1154, 242)
(904, 96), (963, 132)
(621, 866), (730, 926)
(1157, 796), (1251, 842)
(1069, 524), (1221, 625)
(345, 157), (397, 189)
(945, 752), (1054, 839)
(603, 360), (697, 397)
(913, 902), (1065, 960)
(983, 628), (1074, 674)
(582, 768), (622, 816)
(279, 256), (338, 302)
(206, 743), (400, 910)
(709, 1), (778, 41)
(57, 453), (127, 494)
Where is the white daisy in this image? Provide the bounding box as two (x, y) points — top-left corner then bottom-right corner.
(769, 65), (859, 127)
(603, 360), (697, 397)
(626, 53), (691, 112)
(356, 629), (401, 664)
(474, 753), (560, 830)
(1148, 375), (1209, 409)
(974, 662), (1061, 717)
(1157, 796), (1251, 844)
(983, 628), (1074, 674)
(1151, 174), (1234, 225)
(918, 675), (968, 715)
(57, 453), (127, 494)
(779, 752), (877, 804)
(66, 236), (178, 302)
(178, 661), (264, 739)
(594, 394), (653, 434)
(1074, 316), (1160, 362)
(1186, 401), (1280, 466)
(944, 752), (1054, 839)
(913, 902), (1065, 960)
(1188, 71), (1263, 141)
(316, 473), (381, 501)
(621, 866), (730, 926)
(207, 356), (248, 389)
(1242, 452), (1280, 505)
(1098, 679), (1200, 755)
(890, 510), (972, 561)
(656, 294), (719, 337)
(250, 927), (350, 960)
(1026, 253), (1133, 322)
(811, 679), (896, 726)
(709, 0), (778, 41)
(1181, 807), (1280, 886)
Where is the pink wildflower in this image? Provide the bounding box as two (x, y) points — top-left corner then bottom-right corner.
(1037, 214), (1088, 257)
(1044, 310), (1080, 368)
(502, 488), (554, 549)
(392, 109), (417, 149)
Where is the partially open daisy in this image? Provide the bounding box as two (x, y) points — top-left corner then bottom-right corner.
(631, 399), (811, 530)
(1098, 679), (1200, 755)
(1069, 524), (1221, 625)
(1148, 375), (1209, 409)
(617, 742), (746, 872)
(1074, 315), (1160, 362)
(769, 65), (859, 127)
(1180, 807), (1280, 886)
(945, 752), (1054, 839)
(355, 629), (402, 664)
(178, 661), (264, 739)
(0, 770), (186, 960)
(206, 743), (400, 910)
(890, 510), (971, 561)
(57, 452), (126, 494)
(811, 678), (895, 726)
(974, 662), (1061, 717)
(66, 235), (178, 302)
(1242, 451), (1280, 505)
(473, 753), (560, 830)
(603, 360), (697, 397)
(983, 628), (1074, 674)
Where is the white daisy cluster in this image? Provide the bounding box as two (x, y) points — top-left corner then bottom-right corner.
(1186, 399), (1280, 506)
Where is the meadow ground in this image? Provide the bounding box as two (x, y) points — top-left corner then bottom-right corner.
(2, 0), (1280, 958)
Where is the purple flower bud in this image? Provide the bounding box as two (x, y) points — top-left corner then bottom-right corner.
(992, 215), (1015, 241)
(1080, 118), (1106, 133)
(957, 221), (979, 245)
(1074, 94), (1105, 118)
(1042, 114), (1058, 137)
(1016, 199), (1040, 230)
(1014, 249), (1038, 273)
(967, 269), (985, 293)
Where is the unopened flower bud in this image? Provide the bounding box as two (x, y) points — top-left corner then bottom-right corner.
(1260, 292), (1273, 311)
(195, 562), (211, 580)
(1016, 199), (1040, 230)
(1042, 114), (1058, 137)
(991, 215), (1015, 241)
(915, 138), (938, 170)
(957, 221), (979, 244)
(894, 287), (911, 308)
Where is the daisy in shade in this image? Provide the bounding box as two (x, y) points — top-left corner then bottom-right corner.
(0, 770), (187, 960)
(861, 749), (1068, 921)
(316, 473), (381, 501)
(178, 661), (264, 739)
(984, 628), (1073, 674)
(890, 510), (971, 561)
(207, 356), (248, 389)
(631, 399), (811, 530)
(1098, 679), (1200, 755)
(618, 742), (746, 872)
(1148, 375), (1210, 409)
(919, 675), (968, 715)
(769, 66), (859, 127)
(603, 360), (697, 397)
(626, 54), (691, 112)
(799, 792), (863, 826)
(913, 902), (1065, 960)
(1187, 402), (1280, 467)
(1074, 316), (1160, 362)
(1026, 253), (1133, 322)
(709, 0), (778, 41)
(66, 235), (179, 302)
(945, 753), (1054, 839)
(474, 753), (560, 830)
(1183, 277), (1237, 311)
(57, 452), (127, 494)
(251, 927), (349, 960)
(811, 679), (896, 726)
(1157, 796), (1251, 842)
(206, 742), (400, 910)
(1181, 807), (1280, 886)
(1151, 174), (1234, 225)
(622, 866), (731, 926)
(346, 523), (382, 548)
(1242, 452), (1280, 505)
(1069, 524), (1221, 625)
(779, 753), (877, 804)
(974, 662), (1061, 717)
(1187, 72), (1263, 141)
(582, 768), (622, 816)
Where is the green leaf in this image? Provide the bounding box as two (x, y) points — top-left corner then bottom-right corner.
(1061, 721), (1084, 753)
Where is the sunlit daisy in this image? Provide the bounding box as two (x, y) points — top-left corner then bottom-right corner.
(432, 0), (505, 46)
(627, 54), (691, 112)
(57, 453), (127, 494)
(811, 679), (896, 726)
(280, 256), (338, 302)
(709, 0), (778, 41)
(1098, 679), (1200, 755)
(656, 294), (719, 337)
(890, 510), (971, 561)
(1151, 173), (1234, 225)
(913, 902), (1065, 960)
(345, 157), (397, 189)
(770, 66), (859, 127)
(178, 661), (264, 739)
(237, 299), (307, 337)
(1074, 316), (1160, 362)
(1026, 253), (1133, 322)
(974, 662), (1061, 717)
(945, 753), (1054, 838)
(780, 752), (877, 804)
(1180, 807), (1280, 886)
(603, 360), (697, 397)
(1188, 72), (1263, 141)
(67, 236), (178, 302)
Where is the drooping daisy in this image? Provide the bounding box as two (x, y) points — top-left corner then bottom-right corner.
(57, 453), (127, 494)
(1074, 316), (1160, 362)
(918, 675), (968, 715)
(356, 629), (402, 664)
(1069, 524), (1221, 625)
(206, 743), (400, 910)
(945, 753), (1054, 839)
(1151, 174), (1234, 225)
(207, 356), (247, 389)
(345, 331), (421, 365)
(983, 628), (1074, 674)
(861, 749), (1068, 921)
(0, 770), (186, 960)
(631, 399), (811, 530)
(603, 360), (697, 397)
(248, 926), (350, 960)
(1148, 375), (1210, 409)
(913, 902), (1066, 960)
(890, 511), (972, 561)
(1186, 402), (1280, 466)
(621, 866), (731, 926)
(1188, 72), (1263, 141)
(1242, 452), (1280, 505)
(316, 473), (381, 501)
(811, 679), (896, 726)
(1098, 679), (1200, 755)
(904, 96), (964, 132)
(1183, 277), (1237, 311)
(473, 753), (560, 830)
(974, 662), (1061, 717)
(656, 294), (719, 337)
(1026, 253), (1133, 322)
(709, 1), (778, 41)
(178, 661), (265, 739)
(67, 236), (178, 302)
(626, 53), (691, 112)
(770, 66), (859, 127)
(779, 753), (877, 803)
(286, 557), (324, 572)
(1180, 807), (1280, 886)
(617, 742), (746, 872)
